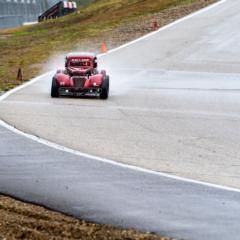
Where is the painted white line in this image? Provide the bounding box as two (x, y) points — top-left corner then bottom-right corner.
(23, 21), (38, 26)
(1, 0), (237, 193)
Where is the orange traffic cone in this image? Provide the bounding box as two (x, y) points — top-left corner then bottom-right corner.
(152, 20), (159, 31)
(101, 41), (107, 53)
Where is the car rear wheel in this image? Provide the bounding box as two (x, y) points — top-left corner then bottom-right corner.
(51, 78), (59, 98)
(100, 75), (109, 99)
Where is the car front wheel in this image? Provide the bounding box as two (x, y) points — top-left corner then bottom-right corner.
(100, 75), (109, 99)
(51, 78), (59, 98)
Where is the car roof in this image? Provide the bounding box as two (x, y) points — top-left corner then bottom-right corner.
(66, 52), (96, 59)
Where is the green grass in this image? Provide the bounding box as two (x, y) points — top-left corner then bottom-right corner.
(75, 0), (95, 7)
(0, 0), (207, 91)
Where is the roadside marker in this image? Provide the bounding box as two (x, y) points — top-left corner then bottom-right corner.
(152, 20), (159, 31)
(17, 68), (23, 83)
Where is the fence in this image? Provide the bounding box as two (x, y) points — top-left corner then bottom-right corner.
(0, 0), (58, 29)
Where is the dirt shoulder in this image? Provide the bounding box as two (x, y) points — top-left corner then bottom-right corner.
(0, 0), (217, 239)
(0, 196), (170, 240)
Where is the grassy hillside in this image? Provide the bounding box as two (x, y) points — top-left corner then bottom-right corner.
(76, 0), (95, 7)
(0, 0), (214, 91)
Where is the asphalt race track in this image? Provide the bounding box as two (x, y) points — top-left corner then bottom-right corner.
(1, 0), (240, 188)
(1, 125), (240, 240)
(1, 0), (240, 239)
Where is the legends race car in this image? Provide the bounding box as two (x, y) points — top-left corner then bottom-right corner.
(51, 52), (109, 99)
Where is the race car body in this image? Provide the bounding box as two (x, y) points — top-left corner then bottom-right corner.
(51, 52), (109, 99)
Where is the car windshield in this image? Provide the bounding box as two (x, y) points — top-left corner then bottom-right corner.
(69, 58), (91, 67)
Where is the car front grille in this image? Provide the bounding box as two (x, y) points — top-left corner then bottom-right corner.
(72, 77), (86, 88)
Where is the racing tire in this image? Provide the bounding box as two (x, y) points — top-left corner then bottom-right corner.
(100, 75), (109, 99)
(51, 78), (59, 98)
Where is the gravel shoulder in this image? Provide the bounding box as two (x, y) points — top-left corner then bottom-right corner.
(0, 196), (170, 240)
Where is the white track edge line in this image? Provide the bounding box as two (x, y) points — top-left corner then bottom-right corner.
(1, 0), (237, 193)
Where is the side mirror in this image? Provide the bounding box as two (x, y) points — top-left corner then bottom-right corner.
(65, 58), (68, 68)
(93, 58), (97, 68)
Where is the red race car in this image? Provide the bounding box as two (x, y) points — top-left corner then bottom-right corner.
(51, 52), (109, 99)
